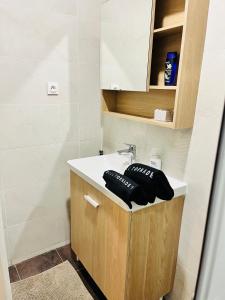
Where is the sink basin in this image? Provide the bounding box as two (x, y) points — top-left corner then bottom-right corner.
(67, 153), (187, 212)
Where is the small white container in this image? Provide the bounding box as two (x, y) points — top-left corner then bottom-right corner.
(154, 109), (173, 122)
(149, 148), (162, 170)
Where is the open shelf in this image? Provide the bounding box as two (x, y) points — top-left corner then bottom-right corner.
(154, 0), (185, 29)
(150, 30), (183, 86)
(102, 89), (175, 127)
(103, 111), (174, 128)
(149, 85), (177, 90)
(153, 23), (183, 38)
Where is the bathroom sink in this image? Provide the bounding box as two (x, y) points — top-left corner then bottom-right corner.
(67, 153), (187, 212)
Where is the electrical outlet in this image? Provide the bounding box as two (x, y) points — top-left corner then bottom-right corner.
(48, 82), (59, 95)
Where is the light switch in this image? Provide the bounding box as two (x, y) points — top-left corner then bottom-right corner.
(48, 82), (59, 95)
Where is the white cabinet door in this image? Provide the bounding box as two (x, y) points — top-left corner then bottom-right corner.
(101, 0), (153, 92)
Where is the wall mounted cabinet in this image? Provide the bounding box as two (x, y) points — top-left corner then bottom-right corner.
(101, 0), (209, 129)
(100, 0), (153, 92)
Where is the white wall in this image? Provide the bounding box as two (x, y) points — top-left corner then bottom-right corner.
(0, 0), (101, 264)
(195, 113), (225, 300)
(169, 0), (225, 299)
(0, 201), (11, 299)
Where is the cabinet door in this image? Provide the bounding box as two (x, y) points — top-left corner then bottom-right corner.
(101, 0), (153, 92)
(70, 172), (130, 300)
(71, 173), (102, 273)
(92, 191), (130, 300)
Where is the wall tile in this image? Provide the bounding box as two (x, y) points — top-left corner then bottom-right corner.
(103, 115), (192, 179)
(77, 0), (100, 22)
(59, 102), (79, 143)
(0, 192), (6, 228)
(0, 142), (78, 190)
(6, 215), (70, 263)
(0, 5), (78, 60)
(0, 0), (78, 16)
(0, 0), (101, 264)
(0, 104), (61, 149)
(4, 176), (70, 227)
(79, 138), (100, 158)
(0, 57), (77, 105)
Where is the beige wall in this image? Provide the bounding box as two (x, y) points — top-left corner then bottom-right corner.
(0, 201), (11, 299)
(103, 1), (225, 299)
(170, 0), (225, 298)
(0, 0), (101, 264)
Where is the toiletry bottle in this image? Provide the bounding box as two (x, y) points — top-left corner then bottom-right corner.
(165, 52), (178, 86)
(149, 149), (162, 170)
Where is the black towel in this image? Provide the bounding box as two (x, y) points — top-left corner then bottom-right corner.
(124, 163), (174, 201)
(103, 170), (149, 209)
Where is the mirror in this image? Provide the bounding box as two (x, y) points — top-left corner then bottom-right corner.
(100, 0), (153, 92)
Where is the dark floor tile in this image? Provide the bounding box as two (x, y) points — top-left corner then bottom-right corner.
(8, 265), (20, 283)
(16, 250), (62, 280)
(56, 244), (74, 262)
(77, 268), (107, 300)
(57, 244), (83, 270)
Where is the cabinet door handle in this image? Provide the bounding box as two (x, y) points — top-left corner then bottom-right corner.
(84, 195), (100, 208)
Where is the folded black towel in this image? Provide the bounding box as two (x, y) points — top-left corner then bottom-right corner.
(103, 170), (150, 208)
(124, 163), (174, 201)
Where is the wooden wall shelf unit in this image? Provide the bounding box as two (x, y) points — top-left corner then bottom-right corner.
(101, 0), (209, 129)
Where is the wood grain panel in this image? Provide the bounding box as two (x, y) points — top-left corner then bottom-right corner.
(154, 0), (185, 28)
(103, 111), (174, 128)
(174, 0), (209, 128)
(125, 197), (184, 300)
(92, 192), (130, 300)
(70, 172), (102, 274)
(116, 90), (175, 118)
(71, 172), (130, 300)
(102, 90), (117, 112)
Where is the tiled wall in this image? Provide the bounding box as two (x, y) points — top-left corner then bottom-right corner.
(0, 0), (101, 265)
(103, 116), (192, 180)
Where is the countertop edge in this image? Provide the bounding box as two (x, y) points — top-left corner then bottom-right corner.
(67, 161), (186, 213)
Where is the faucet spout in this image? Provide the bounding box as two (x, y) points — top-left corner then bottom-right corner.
(117, 143), (136, 164)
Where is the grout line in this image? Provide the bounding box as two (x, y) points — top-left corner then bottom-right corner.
(55, 249), (64, 263)
(14, 265), (21, 281)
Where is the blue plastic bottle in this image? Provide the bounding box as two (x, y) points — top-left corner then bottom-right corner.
(165, 52), (178, 86)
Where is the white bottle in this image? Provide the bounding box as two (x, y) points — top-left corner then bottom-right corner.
(149, 149), (162, 170)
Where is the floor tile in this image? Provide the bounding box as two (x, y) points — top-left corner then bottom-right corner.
(8, 265), (20, 283)
(16, 250), (61, 280)
(57, 244), (83, 270)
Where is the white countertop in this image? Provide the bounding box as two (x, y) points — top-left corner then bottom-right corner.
(67, 153), (187, 212)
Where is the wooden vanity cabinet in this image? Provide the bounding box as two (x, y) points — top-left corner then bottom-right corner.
(70, 171), (184, 300)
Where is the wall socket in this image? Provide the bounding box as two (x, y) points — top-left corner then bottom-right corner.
(47, 82), (59, 95)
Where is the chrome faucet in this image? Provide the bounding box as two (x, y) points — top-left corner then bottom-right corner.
(117, 143), (136, 164)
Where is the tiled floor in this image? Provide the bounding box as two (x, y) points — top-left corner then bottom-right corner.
(9, 245), (106, 300)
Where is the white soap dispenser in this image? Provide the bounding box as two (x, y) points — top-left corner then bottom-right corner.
(149, 148), (162, 170)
